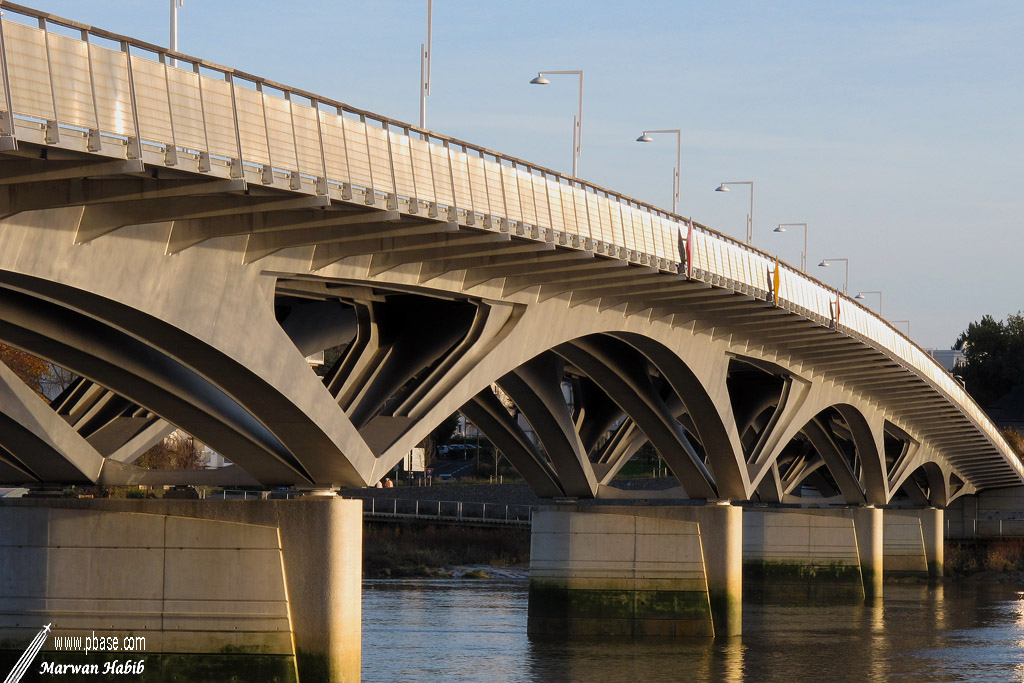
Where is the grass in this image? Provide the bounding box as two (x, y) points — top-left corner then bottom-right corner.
(363, 522), (530, 578)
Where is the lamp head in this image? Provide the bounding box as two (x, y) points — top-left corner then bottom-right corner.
(855, 292), (866, 300)
(818, 260), (830, 267)
(636, 133), (654, 143)
(715, 184), (730, 192)
(529, 74), (550, 85)
(773, 226), (786, 233)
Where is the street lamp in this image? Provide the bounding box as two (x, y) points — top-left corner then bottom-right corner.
(817, 258), (849, 294)
(530, 70), (584, 177)
(892, 320), (911, 336)
(636, 129), (681, 214)
(773, 223), (808, 271)
(855, 290), (883, 316)
(715, 181), (754, 243)
(169, 0), (183, 67)
(419, 0), (432, 129)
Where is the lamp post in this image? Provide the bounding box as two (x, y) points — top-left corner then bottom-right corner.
(817, 258), (849, 294)
(419, 0), (432, 129)
(773, 223), (808, 271)
(169, 0), (183, 67)
(636, 129), (681, 214)
(855, 290), (883, 316)
(715, 181), (754, 243)
(892, 320), (911, 336)
(530, 70), (583, 177)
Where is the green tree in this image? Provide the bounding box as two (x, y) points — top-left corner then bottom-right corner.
(954, 312), (1024, 407)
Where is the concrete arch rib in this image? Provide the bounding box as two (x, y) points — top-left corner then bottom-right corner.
(460, 388), (564, 498)
(0, 359), (102, 483)
(833, 404), (889, 505)
(0, 285), (315, 485)
(801, 417), (867, 504)
(555, 336), (716, 499)
(497, 353), (598, 498)
(0, 270), (374, 486)
(607, 332), (748, 499)
(896, 462), (949, 508)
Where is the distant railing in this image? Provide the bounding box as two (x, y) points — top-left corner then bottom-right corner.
(0, 2), (1018, 485)
(360, 496), (534, 527)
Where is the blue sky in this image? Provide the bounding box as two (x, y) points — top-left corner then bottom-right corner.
(23, 0), (1024, 348)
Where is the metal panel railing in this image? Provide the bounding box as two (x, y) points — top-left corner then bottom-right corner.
(361, 496), (534, 526)
(0, 2), (1018, 484)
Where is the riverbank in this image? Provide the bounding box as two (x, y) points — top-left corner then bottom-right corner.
(946, 537), (1024, 579)
(363, 521), (530, 578)
(365, 522), (1024, 582)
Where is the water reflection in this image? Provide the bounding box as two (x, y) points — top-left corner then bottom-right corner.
(363, 579), (1024, 683)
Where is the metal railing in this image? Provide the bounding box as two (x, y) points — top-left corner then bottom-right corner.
(947, 517), (1024, 539)
(361, 496), (534, 527)
(0, 2), (1018, 487)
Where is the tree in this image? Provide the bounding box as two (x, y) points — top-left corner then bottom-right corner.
(954, 312), (1024, 407)
(1001, 428), (1024, 459)
(0, 344), (80, 400)
(419, 412), (461, 461)
(0, 343), (52, 399)
(136, 433), (206, 470)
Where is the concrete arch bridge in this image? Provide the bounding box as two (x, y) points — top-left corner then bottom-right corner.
(0, 3), (1020, 668)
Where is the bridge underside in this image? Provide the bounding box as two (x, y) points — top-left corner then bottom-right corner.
(0, 147), (1003, 506)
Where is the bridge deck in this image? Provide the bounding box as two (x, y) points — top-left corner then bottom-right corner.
(0, 2), (1018, 493)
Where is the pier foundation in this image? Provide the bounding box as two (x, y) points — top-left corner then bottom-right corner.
(0, 497), (361, 683)
(743, 506), (883, 600)
(528, 504), (741, 638)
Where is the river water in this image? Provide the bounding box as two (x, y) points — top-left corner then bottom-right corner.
(362, 577), (1024, 682)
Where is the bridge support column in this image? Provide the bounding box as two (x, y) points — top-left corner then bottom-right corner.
(743, 507), (880, 601)
(916, 507), (944, 579)
(0, 498), (361, 683)
(528, 504), (742, 638)
(853, 506), (884, 599)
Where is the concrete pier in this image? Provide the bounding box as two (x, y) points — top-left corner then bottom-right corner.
(528, 504), (742, 638)
(916, 507), (944, 578)
(853, 506), (884, 599)
(743, 508), (867, 600)
(0, 498), (362, 683)
(883, 511), (929, 578)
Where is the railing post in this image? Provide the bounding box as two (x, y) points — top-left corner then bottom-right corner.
(0, 14), (17, 147)
(157, 52), (178, 165)
(82, 29), (102, 151)
(256, 81), (274, 184)
(226, 72), (245, 178)
(38, 17), (60, 144)
(285, 90), (302, 190)
(193, 62), (211, 171)
(310, 97), (328, 194)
